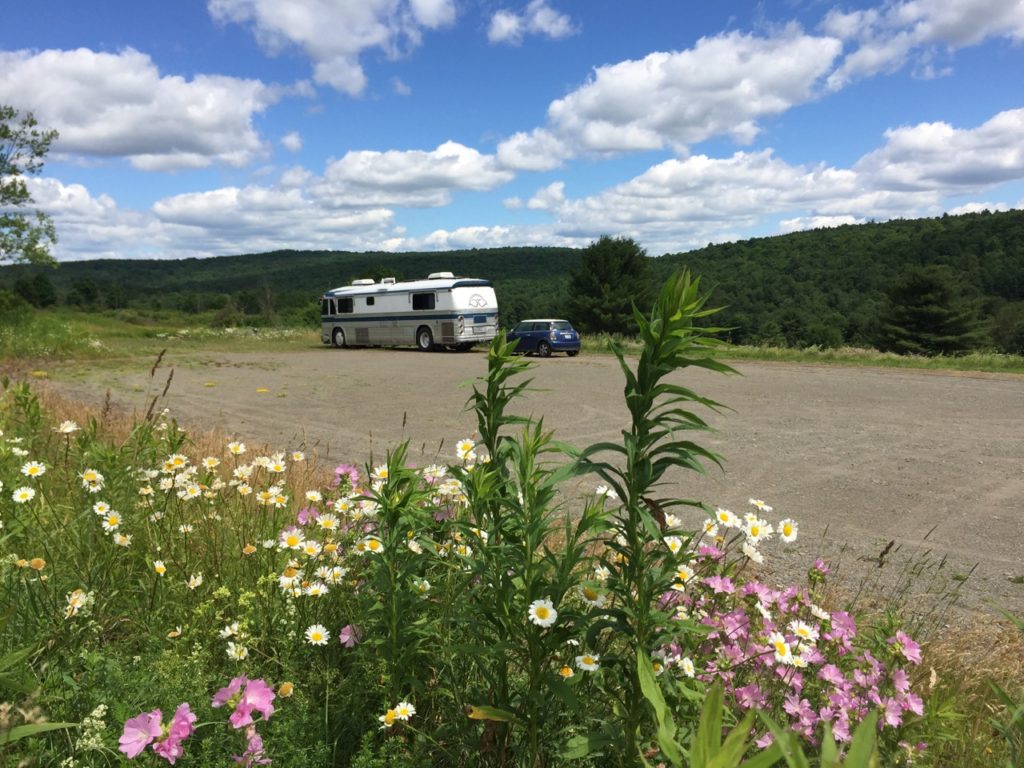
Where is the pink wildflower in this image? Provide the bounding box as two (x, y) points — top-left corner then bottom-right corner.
(119, 709), (163, 758)
(899, 691), (925, 717)
(234, 724), (271, 766)
(888, 630), (922, 665)
(882, 697), (903, 727)
(152, 703), (196, 764)
(734, 683), (766, 710)
(704, 575), (735, 594)
(813, 557), (832, 575)
(339, 623), (362, 648)
(212, 677), (276, 729)
(332, 463), (361, 489)
(296, 506), (319, 525)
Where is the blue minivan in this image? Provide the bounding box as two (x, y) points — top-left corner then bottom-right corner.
(506, 319), (581, 357)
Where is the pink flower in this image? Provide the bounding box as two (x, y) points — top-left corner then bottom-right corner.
(888, 630), (922, 665)
(213, 677), (276, 729)
(119, 709), (163, 758)
(296, 506), (319, 525)
(813, 557), (832, 575)
(704, 575), (735, 594)
(882, 697), (903, 727)
(332, 463), (360, 488)
(152, 703), (196, 764)
(733, 683), (766, 710)
(339, 623), (362, 648)
(234, 724), (271, 766)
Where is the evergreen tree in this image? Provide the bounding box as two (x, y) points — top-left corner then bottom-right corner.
(876, 265), (986, 355)
(566, 236), (654, 334)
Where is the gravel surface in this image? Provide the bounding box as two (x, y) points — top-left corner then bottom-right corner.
(48, 346), (1024, 617)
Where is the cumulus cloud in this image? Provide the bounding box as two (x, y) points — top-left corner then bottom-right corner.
(0, 48), (277, 171)
(825, 0), (1024, 88)
(855, 108), (1024, 191)
(496, 26), (840, 165)
(313, 141), (514, 206)
(208, 0), (455, 95)
(488, 1), (577, 45)
(281, 132), (303, 152)
(505, 107), (1024, 253)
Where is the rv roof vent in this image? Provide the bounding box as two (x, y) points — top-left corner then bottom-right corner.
(380, 277), (396, 284)
(351, 278), (375, 286)
(427, 271), (455, 279)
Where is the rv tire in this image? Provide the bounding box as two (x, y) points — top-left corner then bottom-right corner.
(416, 327), (435, 352)
(332, 328), (347, 348)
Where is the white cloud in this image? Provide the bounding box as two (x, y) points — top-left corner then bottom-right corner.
(855, 108), (1024, 191)
(496, 26), (840, 163)
(281, 132), (303, 152)
(526, 181), (565, 210)
(391, 76), (412, 95)
(0, 48), (277, 171)
(315, 141), (514, 206)
(778, 215), (865, 233)
(488, 1), (576, 45)
(947, 201), (1011, 215)
(208, 0), (455, 95)
(826, 0), (1024, 89)
(496, 129), (571, 171)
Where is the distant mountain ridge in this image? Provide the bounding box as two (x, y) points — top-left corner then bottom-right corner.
(2, 209), (1022, 350)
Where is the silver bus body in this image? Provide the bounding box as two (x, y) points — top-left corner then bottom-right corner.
(320, 272), (499, 350)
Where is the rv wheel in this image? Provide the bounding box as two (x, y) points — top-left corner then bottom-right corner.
(416, 327), (435, 351)
(332, 328), (347, 348)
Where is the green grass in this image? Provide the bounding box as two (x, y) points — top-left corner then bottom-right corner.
(5, 309), (1023, 376)
(580, 333), (1024, 374)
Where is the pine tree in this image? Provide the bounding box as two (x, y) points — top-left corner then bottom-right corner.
(566, 236), (654, 334)
(876, 265), (986, 355)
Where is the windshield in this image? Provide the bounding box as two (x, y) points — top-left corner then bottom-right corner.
(551, 321), (573, 331)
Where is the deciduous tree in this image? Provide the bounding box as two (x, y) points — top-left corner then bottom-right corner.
(1, 105), (59, 265)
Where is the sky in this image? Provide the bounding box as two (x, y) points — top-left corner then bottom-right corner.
(2, 0), (1024, 262)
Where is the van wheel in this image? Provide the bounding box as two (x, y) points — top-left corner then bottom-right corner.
(416, 327), (435, 351)
(537, 341), (552, 357)
(332, 328), (347, 348)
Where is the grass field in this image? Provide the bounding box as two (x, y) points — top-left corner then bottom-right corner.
(5, 308), (1024, 377)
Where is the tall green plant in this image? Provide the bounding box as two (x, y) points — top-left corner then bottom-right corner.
(574, 269), (735, 765)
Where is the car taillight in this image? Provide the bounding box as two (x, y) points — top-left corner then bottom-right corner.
(457, 315), (465, 332)
(550, 330), (557, 340)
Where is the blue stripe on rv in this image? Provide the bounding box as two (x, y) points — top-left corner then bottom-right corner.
(321, 312), (497, 323)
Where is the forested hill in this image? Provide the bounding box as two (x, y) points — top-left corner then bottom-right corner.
(2, 209), (1022, 351)
(655, 209), (1023, 348)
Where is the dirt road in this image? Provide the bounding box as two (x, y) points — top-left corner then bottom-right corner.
(48, 347), (1024, 616)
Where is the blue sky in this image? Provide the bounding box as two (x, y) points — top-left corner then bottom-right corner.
(2, 0), (1023, 261)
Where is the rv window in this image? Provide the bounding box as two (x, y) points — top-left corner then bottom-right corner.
(321, 299), (329, 316)
(412, 292), (435, 310)
(337, 298), (353, 314)
(366, 297), (375, 307)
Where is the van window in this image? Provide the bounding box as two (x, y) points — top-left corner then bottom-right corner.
(412, 292), (435, 310)
(366, 297), (375, 307)
(337, 298), (353, 314)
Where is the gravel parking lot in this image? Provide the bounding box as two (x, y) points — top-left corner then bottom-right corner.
(50, 347), (1024, 616)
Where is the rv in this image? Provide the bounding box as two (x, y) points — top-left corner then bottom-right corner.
(320, 272), (499, 351)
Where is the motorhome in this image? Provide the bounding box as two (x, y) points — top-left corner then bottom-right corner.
(320, 272), (499, 351)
